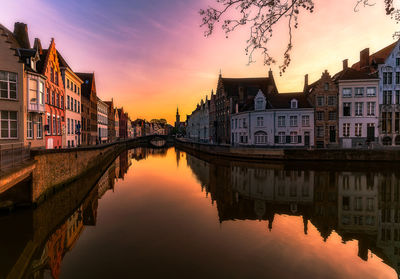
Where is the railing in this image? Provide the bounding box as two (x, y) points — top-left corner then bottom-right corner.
(27, 103), (45, 113)
(0, 143), (31, 171)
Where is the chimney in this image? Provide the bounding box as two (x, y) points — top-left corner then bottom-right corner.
(304, 74), (308, 88)
(360, 48), (370, 69)
(343, 59), (348, 70)
(33, 38), (43, 55)
(13, 22), (30, 49)
(268, 69), (273, 79)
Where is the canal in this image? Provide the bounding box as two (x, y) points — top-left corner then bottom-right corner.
(0, 147), (399, 279)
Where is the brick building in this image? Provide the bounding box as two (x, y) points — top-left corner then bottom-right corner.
(36, 38), (65, 149)
(305, 70), (339, 148)
(77, 73), (97, 145)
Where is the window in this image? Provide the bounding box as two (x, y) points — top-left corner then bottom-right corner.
(27, 114), (33, 138)
(343, 103), (351, 116)
(60, 96), (63, 109)
(39, 82), (44, 105)
(50, 67), (54, 83)
(316, 111), (324, 121)
(78, 87), (80, 95)
(291, 99), (298, 109)
(46, 114), (51, 135)
(52, 91), (55, 105)
(354, 197), (363, 211)
(278, 116), (285, 127)
(278, 132), (285, 144)
(317, 96), (325, 106)
(366, 87), (376, 97)
(355, 102), (363, 116)
(389, 72), (393, 84)
(0, 111), (17, 138)
(355, 123), (362, 137)
(28, 79), (38, 104)
(243, 118), (247, 128)
(290, 131), (298, 143)
(324, 83), (329, 91)
(74, 99), (77, 112)
(67, 96), (70, 110)
(235, 119), (237, 129)
(74, 84), (77, 93)
(78, 101), (80, 113)
(53, 115), (56, 135)
(57, 117), (61, 135)
(328, 96), (336, 106)
(355, 87), (364, 97)
(367, 198), (374, 211)
(397, 72), (400, 84)
(256, 116), (264, 127)
(255, 98), (264, 110)
(343, 123), (350, 137)
(397, 57), (400, 66)
(290, 116), (298, 127)
(397, 90), (400, 105)
(56, 94), (59, 108)
(255, 132), (267, 144)
(328, 111), (336, 120)
(302, 115), (310, 127)
(0, 71), (17, 99)
(37, 116), (42, 138)
(55, 71), (58, 85)
(367, 102), (375, 116)
(316, 126), (324, 138)
(71, 98), (73, 111)
(383, 90), (393, 105)
(67, 79), (70, 89)
(67, 118), (70, 135)
(342, 88), (352, 98)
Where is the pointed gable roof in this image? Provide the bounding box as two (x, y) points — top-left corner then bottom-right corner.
(76, 72), (95, 99)
(351, 41), (398, 71)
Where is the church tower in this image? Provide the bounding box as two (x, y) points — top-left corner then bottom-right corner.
(175, 107), (180, 128)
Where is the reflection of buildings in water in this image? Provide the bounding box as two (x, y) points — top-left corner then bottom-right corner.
(185, 152), (400, 276)
(176, 149), (181, 167)
(97, 160), (117, 199)
(29, 185), (100, 279)
(376, 173), (400, 274)
(338, 172), (379, 234)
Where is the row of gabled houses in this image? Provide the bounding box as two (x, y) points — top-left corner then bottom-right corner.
(186, 39), (400, 148)
(0, 22), (138, 149)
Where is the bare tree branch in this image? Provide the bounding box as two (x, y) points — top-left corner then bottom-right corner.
(200, 0), (400, 74)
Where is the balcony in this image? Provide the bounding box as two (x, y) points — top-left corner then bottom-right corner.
(28, 102), (45, 113)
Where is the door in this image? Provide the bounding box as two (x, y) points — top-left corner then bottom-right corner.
(367, 126), (375, 141)
(305, 132), (310, 147)
(329, 126), (336, 143)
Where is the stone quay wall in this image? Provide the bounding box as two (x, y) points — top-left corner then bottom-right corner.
(176, 139), (400, 162)
(30, 140), (136, 203)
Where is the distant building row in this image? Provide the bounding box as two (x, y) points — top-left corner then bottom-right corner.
(186, 40), (400, 148)
(0, 22), (155, 149)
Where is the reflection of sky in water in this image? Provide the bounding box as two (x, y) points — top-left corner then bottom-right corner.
(8, 147), (397, 279)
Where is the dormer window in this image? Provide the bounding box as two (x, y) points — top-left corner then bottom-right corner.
(291, 99), (298, 109)
(324, 83), (329, 91)
(254, 89), (266, 111)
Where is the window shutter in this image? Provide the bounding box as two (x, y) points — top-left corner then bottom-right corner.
(298, 135), (302, 143)
(275, 136), (279, 144)
(286, 136), (291, 143)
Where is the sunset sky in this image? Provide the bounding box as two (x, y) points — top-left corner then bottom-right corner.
(1, 0), (399, 123)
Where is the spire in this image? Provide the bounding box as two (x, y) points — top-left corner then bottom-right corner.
(219, 69), (222, 77)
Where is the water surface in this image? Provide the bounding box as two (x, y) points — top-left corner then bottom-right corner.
(1, 147), (399, 279)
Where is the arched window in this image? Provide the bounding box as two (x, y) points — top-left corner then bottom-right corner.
(395, 135), (400, 145)
(254, 131), (267, 145)
(291, 99), (298, 109)
(383, 136), (392, 146)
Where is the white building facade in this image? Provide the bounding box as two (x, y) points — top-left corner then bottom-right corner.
(62, 68), (82, 148)
(187, 98), (209, 142)
(97, 97), (108, 143)
(336, 69), (379, 148)
(231, 90), (315, 147)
